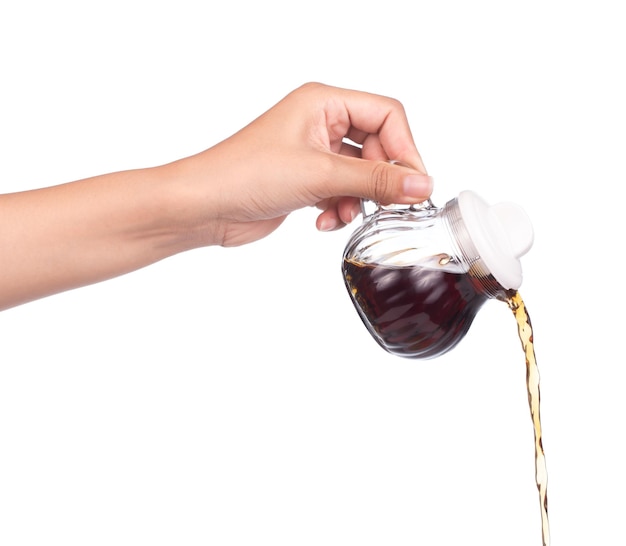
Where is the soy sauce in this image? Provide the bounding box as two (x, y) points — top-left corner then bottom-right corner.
(508, 292), (550, 546)
(343, 258), (550, 545)
(342, 258), (502, 358)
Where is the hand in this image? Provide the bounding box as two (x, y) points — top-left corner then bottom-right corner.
(0, 82), (432, 310)
(172, 82), (433, 246)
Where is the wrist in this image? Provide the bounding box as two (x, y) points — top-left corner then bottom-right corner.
(154, 153), (226, 250)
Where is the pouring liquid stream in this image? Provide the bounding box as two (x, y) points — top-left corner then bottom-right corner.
(507, 291), (550, 546)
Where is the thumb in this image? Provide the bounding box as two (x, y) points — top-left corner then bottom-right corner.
(329, 156), (433, 206)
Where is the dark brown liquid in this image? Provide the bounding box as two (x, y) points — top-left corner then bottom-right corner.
(508, 292), (550, 546)
(342, 259), (493, 358)
(343, 260), (550, 544)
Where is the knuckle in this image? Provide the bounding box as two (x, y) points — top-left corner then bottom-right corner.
(388, 96), (405, 112)
(368, 162), (394, 203)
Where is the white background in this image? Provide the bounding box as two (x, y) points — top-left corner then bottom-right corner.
(0, 1), (623, 545)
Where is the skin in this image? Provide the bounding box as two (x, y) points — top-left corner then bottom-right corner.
(0, 82), (432, 311)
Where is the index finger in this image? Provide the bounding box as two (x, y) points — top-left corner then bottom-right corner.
(333, 86), (428, 174)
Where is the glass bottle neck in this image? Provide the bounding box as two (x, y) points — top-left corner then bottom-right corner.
(441, 198), (508, 300)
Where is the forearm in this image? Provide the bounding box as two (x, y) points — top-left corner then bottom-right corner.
(0, 162), (215, 311)
(0, 83), (433, 311)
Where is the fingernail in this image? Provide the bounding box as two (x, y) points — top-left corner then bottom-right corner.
(403, 174), (433, 198)
(318, 217), (338, 232)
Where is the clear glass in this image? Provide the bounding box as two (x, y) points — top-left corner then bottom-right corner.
(342, 199), (506, 359)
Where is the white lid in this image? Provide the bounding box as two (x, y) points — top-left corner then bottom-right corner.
(456, 190), (534, 289)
